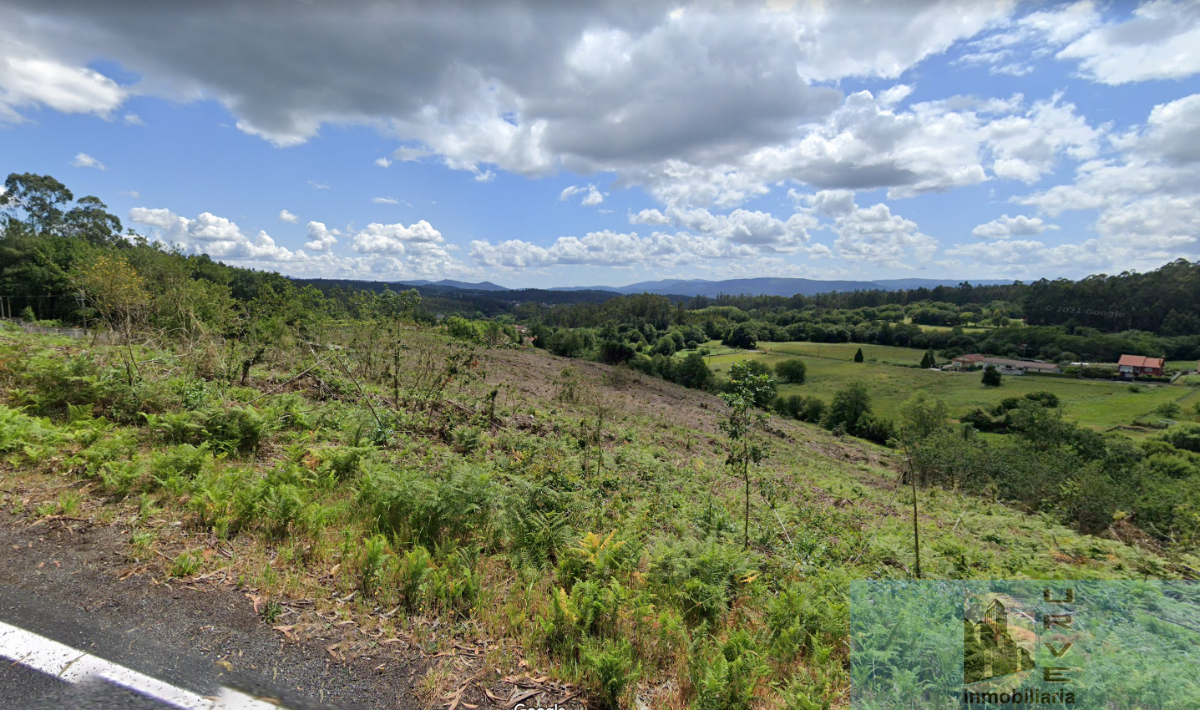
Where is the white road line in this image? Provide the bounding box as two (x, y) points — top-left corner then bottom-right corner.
(0, 619), (282, 709)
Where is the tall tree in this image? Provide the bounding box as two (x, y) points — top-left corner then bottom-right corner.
(1, 173), (74, 235)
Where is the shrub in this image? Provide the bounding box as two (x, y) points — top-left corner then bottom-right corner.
(822, 382), (871, 434)
(200, 406), (268, 454)
(170, 551), (202, 577)
(689, 632), (766, 710)
(358, 533), (393, 598)
(675, 352), (716, 391)
(582, 638), (639, 710)
(316, 445), (370, 481)
(1160, 424), (1200, 453)
(356, 464), (495, 549)
(0, 405), (55, 453)
(649, 539), (757, 626)
(150, 444), (212, 493)
(981, 365), (1002, 387)
(774, 394), (803, 419)
(722, 324), (757, 350)
(774, 359), (807, 384)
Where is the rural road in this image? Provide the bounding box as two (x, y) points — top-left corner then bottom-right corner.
(0, 511), (425, 710)
(0, 583), (329, 709)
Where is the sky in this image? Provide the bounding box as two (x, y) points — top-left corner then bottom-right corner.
(2, 0), (1200, 289)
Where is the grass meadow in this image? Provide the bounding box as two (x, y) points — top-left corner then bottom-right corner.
(703, 341), (1200, 431)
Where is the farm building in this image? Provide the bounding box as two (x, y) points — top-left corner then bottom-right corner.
(979, 358), (1061, 375)
(950, 354), (1059, 375)
(1117, 355), (1164, 377)
(950, 353), (987, 370)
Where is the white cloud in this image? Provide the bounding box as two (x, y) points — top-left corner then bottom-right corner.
(0, 0), (1014, 185)
(560, 183), (605, 206)
(971, 214), (1057, 239)
(0, 35), (125, 122)
(351, 221), (445, 254)
(120, 190), (139, 198)
(956, 1), (1099, 76)
(374, 157), (392, 167)
(372, 197), (399, 204)
(123, 113), (145, 126)
(303, 221), (339, 251)
(129, 205), (475, 280)
(129, 207), (302, 262)
(308, 180), (329, 190)
(797, 190), (937, 268)
(70, 152), (105, 170)
(629, 208), (671, 225)
(667, 205), (813, 253)
(1058, 0), (1200, 84)
(470, 230), (753, 269)
(278, 209), (299, 223)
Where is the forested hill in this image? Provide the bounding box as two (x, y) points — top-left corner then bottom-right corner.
(3, 171), (1200, 336)
(291, 278), (622, 317)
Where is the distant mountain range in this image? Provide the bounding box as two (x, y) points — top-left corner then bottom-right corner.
(400, 279), (510, 291)
(430, 276), (1014, 298)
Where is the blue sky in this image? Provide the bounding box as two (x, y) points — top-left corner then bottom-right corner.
(3, 0), (1200, 289)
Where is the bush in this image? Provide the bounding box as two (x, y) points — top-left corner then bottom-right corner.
(689, 632), (766, 710)
(722, 324), (757, 350)
(356, 464), (495, 549)
(774, 359), (807, 384)
(981, 365), (1002, 387)
(675, 352), (715, 391)
(1160, 424), (1200, 453)
(649, 539), (757, 626)
(201, 406), (268, 454)
(582, 638), (639, 710)
(822, 382), (870, 434)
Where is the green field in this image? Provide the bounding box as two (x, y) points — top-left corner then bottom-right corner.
(759, 340), (928, 365)
(707, 342), (1200, 432)
(1167, 360), (1198, 373)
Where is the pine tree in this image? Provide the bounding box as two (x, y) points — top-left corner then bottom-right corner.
(854, 347), (864, 363)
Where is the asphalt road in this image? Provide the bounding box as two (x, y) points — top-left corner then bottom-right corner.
(0, 584), (290, 709)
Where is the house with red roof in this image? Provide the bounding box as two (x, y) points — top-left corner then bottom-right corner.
(1117, 355), (1164, 377)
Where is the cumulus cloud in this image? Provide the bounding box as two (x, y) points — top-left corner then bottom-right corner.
(351, 221), (444, 254)
(796, 190), (937, 268)
(70, 152), (105, 170)
(129, 207), (301, 261)
(374, 157), (392, 167)
(972, 214), (1058, 239)
(129, 206), (474, 279)
(303, 221), (339, 251)
(278, 209), (299, 223)
(470, 230), (752, 269)
(0, 0), (1014, 183)
(629, 208), (671, 225)
(123, 113), (144, 126)
(0, 28), (125, 122)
